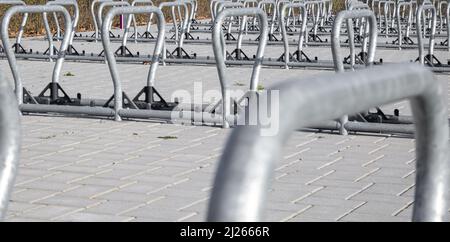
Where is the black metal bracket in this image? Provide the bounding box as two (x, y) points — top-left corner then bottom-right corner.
(114, 45), (135, 57)
(227, 48), (250, 61)
(12, 43), (27, 54)
(133, 86), (178, 111)
(103, 91), (139, 109)
(37, 82), (72, 105)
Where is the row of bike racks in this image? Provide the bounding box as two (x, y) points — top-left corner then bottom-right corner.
(0, 4), (449, 222)
(0, 0), (447, 72)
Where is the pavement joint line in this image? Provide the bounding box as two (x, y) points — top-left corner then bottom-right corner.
(362, 154), (385, 167)
(120, 166), (162, 180)
(122, 217), (136, 222)
(89, 187), (120, 199)
(408, 148), (415, 153)
(15, 177), (42, 187)
(173, 177), (191, 185)
(57, 147), (76, 153)
(396, 183), (415, 197)
(170, 143), (202, 153)
(178, 197), (209, 211)
(50, 207), (86, 221)
(295, 138), (318, 147)
(30, 151), (58, 161)
(406, 157), (416, 165)
(335, 137), (355, 145)
(173, 166), (207, 178)
(368, 143), (390, 155)
(12, 188), (27, 194)
(30, 192), (62, 204)
(345, 182), (375, 200)
(78, 146), (116, 158)
(373, 137), (388, 144)
(281, 204), (314, 222)
(48, 162), (79, 171)
(283, 148), (311, 160)
(275, 159), (302, 171)
(125, 144), (161, 156)
(305, 170), (336, 185)
(201, 186), (213, 192)
(62, 185), (83, 193)
(177, 212), (199, 222)
(402, 169), (416, 179)
(327, 146), (350, 157)
(60, 141), (82, 148)
(335, 201), (367, 221)
(291, 186), (326, 203)
(116, 203), (147, 216)
(190, 133), (218, 143)
(317, 156), (344, 170)
(275, 173), (288, 180)
(392, 200), (414, 216)
(118, 180), (139, 189)
(354, 167), (381, 182)
(12, 204), (46, 216)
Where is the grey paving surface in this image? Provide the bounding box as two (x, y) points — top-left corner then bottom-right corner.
(0, 23), (449, 222)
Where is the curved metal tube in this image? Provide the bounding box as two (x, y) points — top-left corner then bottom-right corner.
(0, 1), (28, 48)
(207, 64), (450, 222)
(90, 0), (112, 41)
(0, 74), (21, 221)
(331, 9), (377, 135)
(213, 8), (268, 128)
(129, 0), (154, 43)
(279, 2), (307, 69)
(97, 1), (130, 37)
(45, 0), (80, 46)
(1, 5), (73, 105)
(416, 2), (437, 65)
(101, 6), (165, 121)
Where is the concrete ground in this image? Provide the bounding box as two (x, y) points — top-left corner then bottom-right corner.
(0, 22), (449, 222)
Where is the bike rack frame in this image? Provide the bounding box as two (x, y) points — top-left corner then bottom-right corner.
(1, 5), (73, 105)
(0, 73), (21, 221)
(416, 1), (441, 66)
(0, 0), (28, 54)
(207, 64), (450, 222)
(332, 9), (377, 135)
(213, 7), (268, 128)
(44, 0), (80, 56)
(91, 0), (113, 42)
(279, 1), (310, 68)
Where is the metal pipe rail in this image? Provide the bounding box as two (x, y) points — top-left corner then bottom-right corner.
(0, 73), (21, 221)
(0, 0), (28, 54)
(279, 1), (308, 69)
(213, 7), (268, 128)
(159, 1), (190, 59)
(1, 5), (73, 105)
(97, 0), (130, 40)
(207, 63), (450, 222)
(102, 5), (165, 121)
(45, 0), (79, 44)
(129, 0), (155, 43)
(91, 0), (113, 42)
(417, 1), (439, 65)
(332, 9), (378, 135)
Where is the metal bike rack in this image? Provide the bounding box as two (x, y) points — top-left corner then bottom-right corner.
(0, 0), (28, 54)
(43, 0), (80, 56)
(101, 5), (232, 124)
(160, 1), (194, 59)
(212, 7), (268, 128)
(129, 0), (155, 41)
(97, 0), (131, 56)
(91, 0), (113, 42)
(278, 1), (312, 68)
(1, 5), (73, 105)
(257, 0), (278, 41)
(416, 1), (443, 66)
(395, 0), (415, 47)
(207, 63), (450, 222)
(0, 73), (21, 221)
